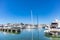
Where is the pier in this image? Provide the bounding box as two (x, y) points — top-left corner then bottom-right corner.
(0, 27), (21, 34)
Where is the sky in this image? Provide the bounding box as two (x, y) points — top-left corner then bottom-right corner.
(0, 0), (60, 24)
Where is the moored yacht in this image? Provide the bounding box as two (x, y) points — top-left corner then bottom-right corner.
(44, 19), (60, 37)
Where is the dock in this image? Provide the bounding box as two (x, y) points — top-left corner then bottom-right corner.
(0, 27), (21, 34)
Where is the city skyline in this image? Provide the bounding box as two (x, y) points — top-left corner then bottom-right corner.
(0, 0), (60, 24)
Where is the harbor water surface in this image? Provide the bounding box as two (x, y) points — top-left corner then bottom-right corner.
(0, 28), (59, 40)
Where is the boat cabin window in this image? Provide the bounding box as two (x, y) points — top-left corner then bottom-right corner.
(51, 23), (58, 25)
(50, 23), (58, 28)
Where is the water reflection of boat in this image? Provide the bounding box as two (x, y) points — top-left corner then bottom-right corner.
(0, 30), (21, 34)
(44, 19), (60, 37)
(45, 34), (60, 40)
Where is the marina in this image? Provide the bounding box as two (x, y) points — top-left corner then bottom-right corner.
(0, 0), (60, 40)
(0, 19), (60, 40)
(0, 19), (59, 40)
(0, 27), (60, 40)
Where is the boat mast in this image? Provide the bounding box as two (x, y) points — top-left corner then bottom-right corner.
(31, 10), (33, 40)
(37, 13), (38, 28)
(37, 13), (39, 40)
(31, 10), (34, 26)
